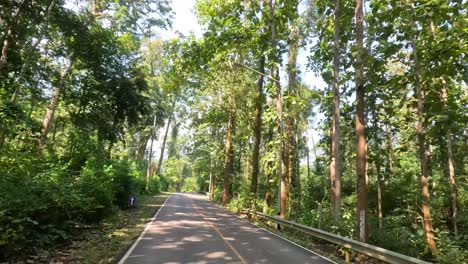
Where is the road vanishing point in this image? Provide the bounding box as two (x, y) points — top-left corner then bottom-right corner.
(119, 193), (335, 264)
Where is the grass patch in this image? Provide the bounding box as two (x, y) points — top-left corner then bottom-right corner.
(25, 193), (170, 264)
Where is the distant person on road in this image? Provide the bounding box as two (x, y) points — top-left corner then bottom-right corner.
(128, 194), (136, 208)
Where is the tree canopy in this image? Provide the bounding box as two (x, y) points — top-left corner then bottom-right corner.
(0, 0), (466, 263)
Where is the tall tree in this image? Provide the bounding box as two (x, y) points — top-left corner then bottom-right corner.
(330, 0), (342, 221)
(407, 3), (438, 254)
(429, 17), (459, 238)
(222, 83), (236, 205)
(285, 0), (300, 217)
(146, 116), (157, 192)
(250, 56), (265, 194)
(354, 0), (368, 242)
(37, 53), (75, 152)
(156, 97), (177, 175)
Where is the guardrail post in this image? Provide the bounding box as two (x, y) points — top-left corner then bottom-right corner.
(345, 250), (350, 264)
(239, 209), (433, 264)
(318, 204), (323, 229)
(277, 212), (281, 231)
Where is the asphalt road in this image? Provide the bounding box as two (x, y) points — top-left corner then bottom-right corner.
(119, 193), (335, 264)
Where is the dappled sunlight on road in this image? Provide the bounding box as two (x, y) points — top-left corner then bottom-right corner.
(120, 193), (334, 264)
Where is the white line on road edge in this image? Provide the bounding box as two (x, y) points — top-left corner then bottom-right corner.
(205, 197), (337, 264)
(247, 220), (338, 264)
(117, 193), (173, 264)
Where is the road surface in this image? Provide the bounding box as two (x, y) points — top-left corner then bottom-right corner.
(119, 193), (334, 264)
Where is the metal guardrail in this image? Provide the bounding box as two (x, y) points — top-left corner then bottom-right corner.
(241, 209), (432, 264)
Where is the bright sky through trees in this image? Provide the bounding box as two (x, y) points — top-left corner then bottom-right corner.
(1, 0), (465, 262)
(157, 0), (327, 161)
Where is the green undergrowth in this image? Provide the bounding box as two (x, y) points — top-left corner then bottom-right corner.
(0, 151), (164, 261)
(220, 189), (467, 264)
(74, 193), (169, 263)
(22, 193), (169, 264)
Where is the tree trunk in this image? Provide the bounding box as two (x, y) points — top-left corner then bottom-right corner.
(37, 54), (74, 152)
(146, 116), (157, 192)
(0, 0), (29, 71)
(295, 132), (301, 214)
(156, 97), (176, 175)
(376, 162), (383, 229)
(137, 130), (152, 160)
(430, 19), (458, 237)
(209, 154), (215, 200)
(251, 56), (265, 194)
(275, 67), (287, 219)
(355, 0), (368, 242)
(310, 129), (319, 171)
(168, 122), (180, 158)
(440, 76), (458, 236)
(286, 123), (293, 216)
(267, 0), (286, 219)
(329, 126), (336, 211)
(286, 19), (299, 217)
(222, 87), (236, 205)
(331, 0), (342, 221)
(265, 129), (274, 207)
(446, 124), (458, 237)
(385, 124), (393, 176)
(410, 18), (437, 254)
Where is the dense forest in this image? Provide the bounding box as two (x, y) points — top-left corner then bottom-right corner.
(0, 0), (466, 263)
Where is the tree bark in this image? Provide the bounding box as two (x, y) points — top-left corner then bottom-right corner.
(355, 0), (368, 242)
(430, 19), (458, 237)
(0, 0), (30, 71)
(267, 0), (286, 219)
(287, 123), (293, 216)
(222, 86), (236, 205)
(440, 76), (458, 236)
(156, 97), (176, 175)
(376, 162), (383, 229)
(329, 126), (336, 211)
(265, 129), (274, 207)
(385, 124), (393, 176)
(137, 129), (152, 160)
(146, 116), (157, 192)
(330, 0), (342, 221)
(295, 132), (301, 214)
(37, 54), (74, 152)
(310, 129), (319, 171)
(409, 14), (437, 254)
(209, 153), (215, 200)
(286, 18), (299, 217)
(275, 67), (287, 219)
(446, 123), (458, 237)
(251, 56), (265, 194)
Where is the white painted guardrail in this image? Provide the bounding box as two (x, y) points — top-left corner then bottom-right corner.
(241, 209), (432, 264)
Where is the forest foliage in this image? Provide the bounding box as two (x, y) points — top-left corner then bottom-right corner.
(0, 0), (175, 259)
(0, 0), (467, 263)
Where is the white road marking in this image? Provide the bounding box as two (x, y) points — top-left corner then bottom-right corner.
(117, 193), (173, 264)
(207, 198), (338, 264)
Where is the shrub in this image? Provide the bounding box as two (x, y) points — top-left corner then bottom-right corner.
(181, 176), (199, 192)
(0, 151), (149, 259)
